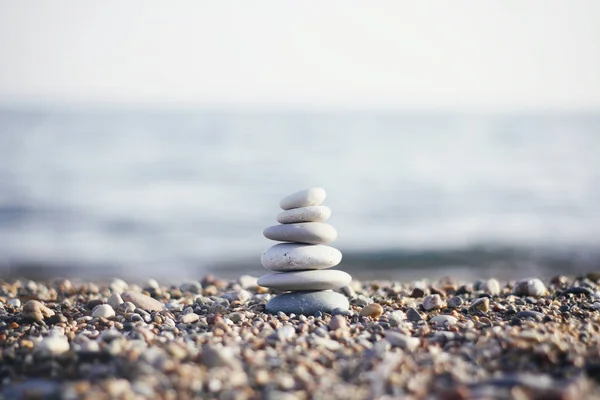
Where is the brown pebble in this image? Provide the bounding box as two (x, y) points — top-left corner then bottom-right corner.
(359, 303), (383, 318)
(22, 300), (54, 323)
(470, 297), (490, 313)
(329, 315), (348, 331)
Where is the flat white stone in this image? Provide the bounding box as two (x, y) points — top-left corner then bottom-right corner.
(277, 206), (331, 224)
(263, 222), (337, 244)
(258, 270), (351, 291)
(261, 243), (342, 271)
(279, 187), (326, 210)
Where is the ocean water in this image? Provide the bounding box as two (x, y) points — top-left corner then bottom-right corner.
(0, 109), (599, 279)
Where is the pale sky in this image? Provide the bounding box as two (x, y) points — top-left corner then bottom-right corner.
(0, 1), (599, 110)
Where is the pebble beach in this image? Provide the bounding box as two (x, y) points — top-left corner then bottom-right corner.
(2, 274), (600, 399)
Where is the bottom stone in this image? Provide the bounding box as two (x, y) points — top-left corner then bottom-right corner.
(265, 291), (349, 315)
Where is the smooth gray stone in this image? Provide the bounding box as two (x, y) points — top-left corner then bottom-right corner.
(261, 243), (342, 271)
(265, 291), (349, 315)
(258, 270), (351, 291)
(263, 222), (337, 244)
(279, 187), (326, 210)
(277, 206), (331, 224)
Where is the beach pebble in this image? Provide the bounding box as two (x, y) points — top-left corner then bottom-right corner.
(261, 243), (342, 271)
(263, 222), (337, 245)
(470, 297), (490, 312)
(121, 291), (165, 311)
(423, 294), (444, 311)
(279, 187), (326, 210)
(448, 296), (464, 308)
(238, 275), (259, 290)
(388, 310), (406, 326)
(258, 270), (351, 291)
(481, 278), (501, 295)
(22, 300), (55, 322)
(110, 278), (129, 293)
(265, 291), (349, 315)
(407, 307), (423, 322)
(276, 325), (296, 341)
(7, 298), (21, 308)
(277, 205), (331, 224)
(359, 303), (384, 318)
(513, 278), (547, 297)
(385, 331), (420, 351)
(92, 304), (115, 319)
(118, 302), (136, 313)
(37, 331), (70, 355)
(329, 315), (348, 331)
(430, 315), (458, 327)
(180, 281), (202, 294)
(107, 293), (124, 309)
(180, 313), (199, 324)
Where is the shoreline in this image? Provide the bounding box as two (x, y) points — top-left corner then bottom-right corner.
(2, 245), (599, 283)
(1, 274), (600, 399)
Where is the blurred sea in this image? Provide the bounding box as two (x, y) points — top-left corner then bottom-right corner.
(1, 108), (599, 281)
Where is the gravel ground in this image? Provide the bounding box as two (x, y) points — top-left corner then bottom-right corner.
(2, 273), (600, 399)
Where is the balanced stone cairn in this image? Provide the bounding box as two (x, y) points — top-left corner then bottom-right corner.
(258, 187), (351, 315)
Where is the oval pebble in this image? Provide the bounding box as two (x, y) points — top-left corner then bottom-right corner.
(258, 270), (351, 291)
(263, 222), (337, 245)
(430, 315), (458, 326)
(279, 187), (326, 210)
(265, 291), (349, 315)
(261, 243), (342, 271)
(359, 303), (383, 318)
(277, 206), (331, 224)
(121, 291), (165, 312)
(92, 304), (116, 319)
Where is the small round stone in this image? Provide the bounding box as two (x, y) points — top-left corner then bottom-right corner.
(329, 315), (348, 331)
(513, 278), (547, 297)
(430, 315), (458, 327)
(422, 294), (444, 311)
(258, 270), (351, 291)
(448, 296), (464, 308)
(7, 298), (21, 308)
(277, 206), (332, 224)
(359, 303), (383, 318)
(265, 291), (349, 315)
(37, 331), (70, 356)
(481, 278), (501, 295)
(92, 304), (116, 319)
(261, 243), (342, 271)
(263, 222), (337, 245)
(279, 187), (326, 210)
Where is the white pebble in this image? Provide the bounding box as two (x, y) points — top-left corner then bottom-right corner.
(92, 304), (116, 319)
(7, 298), (21, 308)
(261, 243), (342, 271)
(423, 294), (444, 311)
(481, 278), (501, 295)
(277, 206), (331, 224)
(107, 293), (124, 309)
(37, 333), (70, 355)
(279, 187), (326, 210)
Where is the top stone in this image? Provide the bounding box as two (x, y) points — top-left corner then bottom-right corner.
(279, 187), (326, 210)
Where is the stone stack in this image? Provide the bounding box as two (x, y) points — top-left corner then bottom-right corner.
(259, 187), (351, 315)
